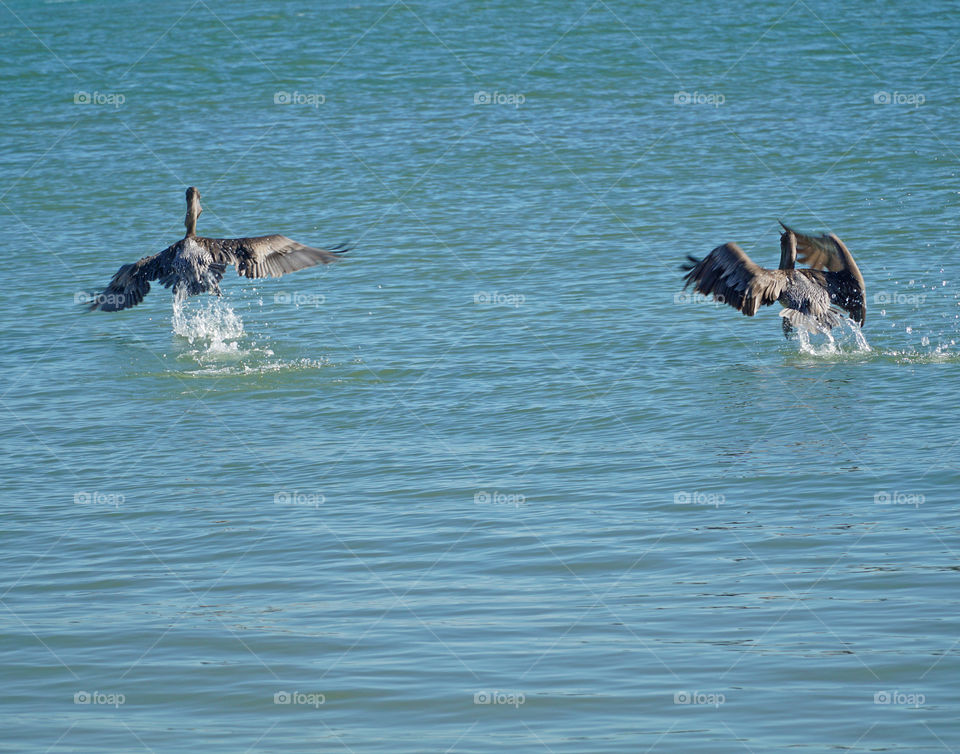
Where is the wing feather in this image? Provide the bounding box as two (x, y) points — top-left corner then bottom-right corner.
(87, 243), (178, 312)
(204, 235), (350, 279)
(682, 242), (787, 317)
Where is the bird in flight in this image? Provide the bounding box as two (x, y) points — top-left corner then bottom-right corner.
(681, 222), (865, 337)
(88, 187), (349, 312)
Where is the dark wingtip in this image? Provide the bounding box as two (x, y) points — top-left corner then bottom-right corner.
(326, 241), (354, 257)
(680, 254), (700, 272)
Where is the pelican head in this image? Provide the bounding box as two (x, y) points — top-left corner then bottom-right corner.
(184, 186), (202, 237)
(778, 226), (797, 270)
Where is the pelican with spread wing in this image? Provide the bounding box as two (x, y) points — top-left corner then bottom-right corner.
(88, 187), (350, 312)
(681, 222), (865, 337)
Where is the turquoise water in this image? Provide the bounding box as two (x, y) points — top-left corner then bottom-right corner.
(2, 1), (960, 751)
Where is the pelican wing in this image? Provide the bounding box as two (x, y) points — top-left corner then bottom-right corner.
(780, 222), (866, 325)
(207, 235), (350, 279)
(682, 242), (787, 316)
(88, 243), (178, 311)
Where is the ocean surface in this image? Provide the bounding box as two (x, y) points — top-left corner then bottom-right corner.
(2, 1), (959, 751)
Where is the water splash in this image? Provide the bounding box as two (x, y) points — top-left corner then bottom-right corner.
(171, 294), (245, 355)
(790, 316), (871, 356)
(165, 293), (342, 375)
(880, 342), (960, 364)
(784, 318), (960, 363)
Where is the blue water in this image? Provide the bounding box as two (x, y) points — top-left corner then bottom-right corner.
(2, 1), (960, 751)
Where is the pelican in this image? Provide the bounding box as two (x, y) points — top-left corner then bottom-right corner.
(681, 222), (865, 337)
(87, 187), (349, 311)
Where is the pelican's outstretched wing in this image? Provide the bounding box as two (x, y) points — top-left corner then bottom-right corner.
(87, 243), (178, 312)
(682, 242), (788, 316)
(205, 236), (350, 279)
(779, 222), (865, 326)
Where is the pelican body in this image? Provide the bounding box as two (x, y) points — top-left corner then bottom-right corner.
(88, 187), (349, 312)
(681, 222), (865, 337)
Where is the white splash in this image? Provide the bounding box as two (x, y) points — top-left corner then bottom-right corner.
(793, 316), (870, 356)
(171, 295), (245, 354)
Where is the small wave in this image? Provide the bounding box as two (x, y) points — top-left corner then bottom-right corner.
(178, 357), (332, 377)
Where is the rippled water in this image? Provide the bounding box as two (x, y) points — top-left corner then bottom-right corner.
(2, 1), (960, 752)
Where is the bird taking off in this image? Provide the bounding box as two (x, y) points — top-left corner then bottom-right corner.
(88, 187), (350, 312)
(681, 222), (865, 337)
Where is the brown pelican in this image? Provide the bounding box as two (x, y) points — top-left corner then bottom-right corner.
(88, 187), (349, 311)
(681, 222), (865, 337)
